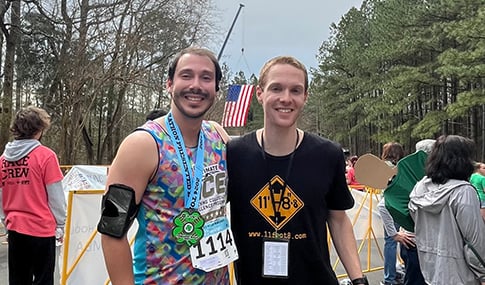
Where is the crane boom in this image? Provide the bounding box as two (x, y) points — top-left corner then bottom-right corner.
(217, 3), (245, 61)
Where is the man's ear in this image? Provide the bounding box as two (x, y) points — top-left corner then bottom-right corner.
(166, 79), (173, 94)
(256, 85), (263, 104)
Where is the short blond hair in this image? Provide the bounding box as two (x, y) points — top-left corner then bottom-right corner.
(258, 56), (308, 92)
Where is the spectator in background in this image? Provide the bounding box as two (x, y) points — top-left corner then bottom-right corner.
(145, 108), (167, 121)
(0, 106), (66, 285)
(343, 148), (351, 161)
(470, 161), (485, 220)
(409, 135), (485, 284)
(379, 142), (405, 285)
(414, 139), (435, 154)
(346, 155), (364, 191)
(380, 139), (434, 285)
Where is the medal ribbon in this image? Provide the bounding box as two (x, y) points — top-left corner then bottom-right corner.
(165, 112), (205, 209)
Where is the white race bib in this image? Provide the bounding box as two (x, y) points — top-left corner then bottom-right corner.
(190, 227), (239, 272)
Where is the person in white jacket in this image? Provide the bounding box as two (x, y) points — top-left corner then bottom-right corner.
(409, 135), (485, 285)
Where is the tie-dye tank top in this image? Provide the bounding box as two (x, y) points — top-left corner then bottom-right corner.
(133, 120), (229, 285)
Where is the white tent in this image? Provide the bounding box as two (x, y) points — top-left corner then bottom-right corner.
(62, 165), (108, 194)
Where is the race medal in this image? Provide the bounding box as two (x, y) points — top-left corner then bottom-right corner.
(172, 210), (205, 246)
(165, 113), (206, 247)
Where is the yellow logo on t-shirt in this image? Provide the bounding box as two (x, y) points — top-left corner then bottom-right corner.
(250, 175), (304, 230)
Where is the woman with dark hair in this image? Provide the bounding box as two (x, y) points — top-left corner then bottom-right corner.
(409, 135), (485, 285)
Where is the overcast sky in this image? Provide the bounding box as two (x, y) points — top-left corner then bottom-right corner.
(211, 0), (363, 78)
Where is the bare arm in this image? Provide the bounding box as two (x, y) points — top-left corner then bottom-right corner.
(101, 235), (135, 285)
(101, 131), (158, 285)
(327, 209), (364, 281)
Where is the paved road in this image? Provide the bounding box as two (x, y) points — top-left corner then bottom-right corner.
(0, 234), (6, 285)
(0, 226), (387, 285)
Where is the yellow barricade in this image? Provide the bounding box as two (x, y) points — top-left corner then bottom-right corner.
(328, 186), (385, 279)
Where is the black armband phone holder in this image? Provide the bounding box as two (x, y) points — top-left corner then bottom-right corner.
(97, 183), (139, 238)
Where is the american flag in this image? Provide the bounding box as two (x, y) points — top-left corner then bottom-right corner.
(221, 84), (255, 127)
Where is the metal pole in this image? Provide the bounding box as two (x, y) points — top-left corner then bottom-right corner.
(217, 3), (245, 61)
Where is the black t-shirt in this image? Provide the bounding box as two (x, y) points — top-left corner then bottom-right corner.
(227, 131), (354, 285)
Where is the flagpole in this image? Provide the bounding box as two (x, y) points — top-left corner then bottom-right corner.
(218, 4), (245, 61)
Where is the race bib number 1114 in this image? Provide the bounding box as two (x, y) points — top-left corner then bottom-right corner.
(189, 228), (239, 272)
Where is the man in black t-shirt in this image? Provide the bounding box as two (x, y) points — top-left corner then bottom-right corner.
(227, 56), (368, 285)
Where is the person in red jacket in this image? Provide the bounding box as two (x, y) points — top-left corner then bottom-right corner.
(346, 156), (364, 190)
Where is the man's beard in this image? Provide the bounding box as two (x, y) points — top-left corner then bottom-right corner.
(172, 89), (214, 119)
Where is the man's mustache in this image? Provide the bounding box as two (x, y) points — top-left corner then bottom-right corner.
(181, 89), (209, 98)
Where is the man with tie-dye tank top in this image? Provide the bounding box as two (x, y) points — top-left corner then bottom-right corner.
(98, 47), (238, 285)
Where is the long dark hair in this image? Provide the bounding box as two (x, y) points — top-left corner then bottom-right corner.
(426, 135), (475, 184)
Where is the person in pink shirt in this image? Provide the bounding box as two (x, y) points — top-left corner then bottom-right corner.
(0, 106), (65, 285)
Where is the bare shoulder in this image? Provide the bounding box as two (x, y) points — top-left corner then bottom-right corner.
(120, 130), (156, 148)
(107, 130), (158, 201)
